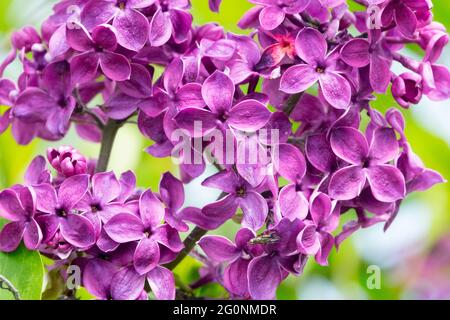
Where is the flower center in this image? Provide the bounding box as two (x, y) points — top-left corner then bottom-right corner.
(91, 203), (102, 213)
(56, 208), (68, 218)
(316, 66), (325, 73)
(236, 186), (246, 197)
(117, 0), (126, 9)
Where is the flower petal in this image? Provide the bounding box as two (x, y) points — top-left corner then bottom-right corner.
(340, 39), (370, 68)
(328, 165), (366, 200)
(274, 143), (306, 183)
(330, 127), (368, 165)
(60, 214), (96, 248)
(319, 72), (351, 109)
(139, 190), (165, 229)
(0, 222), (25, 252)
(111, 266), (146, 300)
(295, 28), (327, 64)
(104, 213), (144, 243)
(228, 99), (271, 132)
(224, 258), (250, 297)
(198, 235), (240, 263)
(280, 64), (319, 94)
(202, 71), (235, 114)
(368, 128), (399, 165)
(259, 6), (285, 31)
(113, 8), (149, 51)
(248, 255), (282, 300)
(147, 266), (175, 300)
(99, 51), (131, 82)
(58, 174), (89, 210)
(83, 259), (117, 300)
(367, 165), (406, 202)
(134, 238), (160, 275)
(279, 184), (309, 220)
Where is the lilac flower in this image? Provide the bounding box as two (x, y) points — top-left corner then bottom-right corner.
(159, 172), (190, 232)
(275, 144), (309, 221)
(296, 192), (339, 266)
(67, 24), (131, 84)
(105, 63), (155, 120)
(80, 0), (151, 51)
(340, 32), (392, 93)
(280, 28), (352, 109)
(247, 218), (306, 300)
(249, 0), (310, 30)
(328, 126), (406, 202)
(47, 146), (88, 178)
(199, 228), (262, 297)
(75, 172), (129, 245)
(33, 174), (96, 248)
(381, 0), (432, 39)
(149, 0), (193, 47)
(0, 187), (42, 252)
(200, 170), (269, 231)
(175, 71), (271, 137)
(24, 156), (52, 186)
(13, 61), (75, 137)
(391, 72), (423, 108)
(104, 189), (183, 275)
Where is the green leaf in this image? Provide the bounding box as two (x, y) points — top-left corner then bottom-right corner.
(0, 221), (45, 300)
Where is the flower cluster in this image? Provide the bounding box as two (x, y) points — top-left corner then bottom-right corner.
(0, 0), (448, 300)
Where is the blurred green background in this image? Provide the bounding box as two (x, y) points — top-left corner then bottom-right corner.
(0, 0), (449, 300)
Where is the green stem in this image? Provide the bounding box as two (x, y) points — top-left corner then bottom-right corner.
(0, 275), (20, 300)
(96, 120), (121, 173)
(165, 226), (209, 271)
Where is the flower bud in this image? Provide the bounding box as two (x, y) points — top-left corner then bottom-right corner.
(11, 26), (41, 52)
(47, 146), (87, 177)
(392, 73), (423, 109)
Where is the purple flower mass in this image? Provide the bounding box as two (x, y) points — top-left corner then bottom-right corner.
(0, 0), (448, 300)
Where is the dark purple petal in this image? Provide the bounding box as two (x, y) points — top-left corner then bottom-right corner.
(23, 219), (42, 250)
(0, 189), (27, 221)
(70, 52), (100, 84)
(160, 172), (184, 211)
(81, 0), (117, 31)
(306, 133), (335, 172)
(92, 24), (118, 51)
(201, 195), (239, 229)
